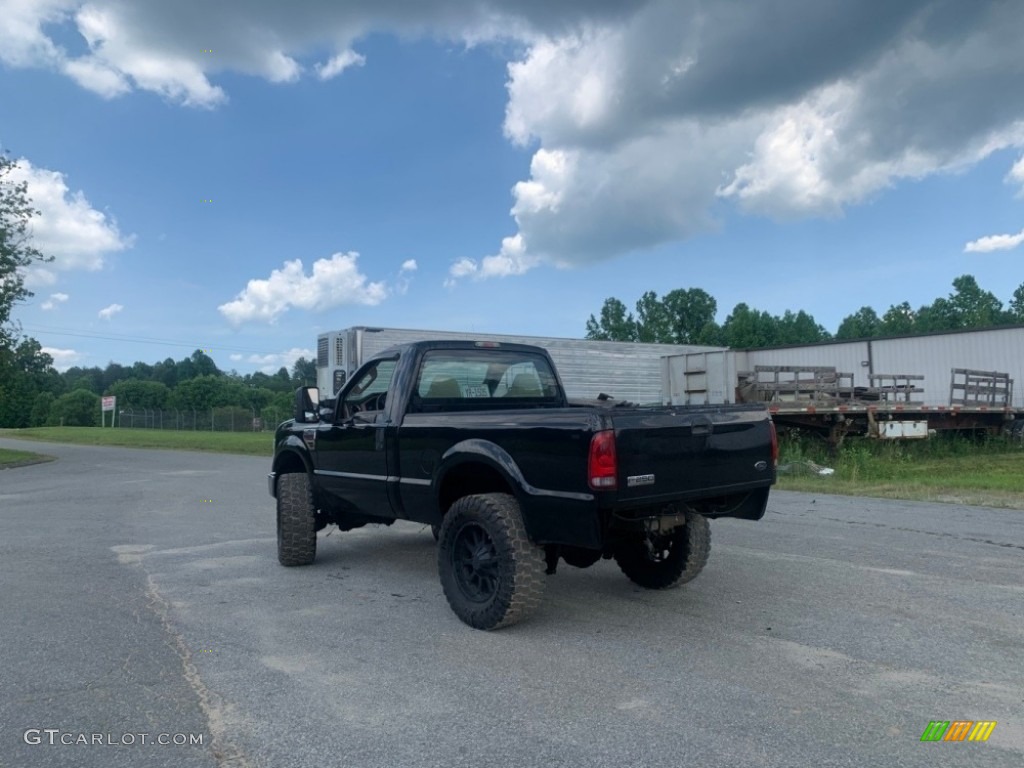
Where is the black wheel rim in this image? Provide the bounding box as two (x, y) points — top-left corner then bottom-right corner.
(451, 523), (500, 603)
(644, 534), (676, 563)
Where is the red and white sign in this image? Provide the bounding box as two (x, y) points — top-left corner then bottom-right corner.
(101, 396), (116, 412)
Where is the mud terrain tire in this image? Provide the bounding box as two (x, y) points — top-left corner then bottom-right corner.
(277, 473), (317, 567)
(614, 512), (710, 589)
(438, 493), (546, 630)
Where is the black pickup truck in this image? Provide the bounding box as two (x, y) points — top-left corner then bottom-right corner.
(269, 340), (776, 630)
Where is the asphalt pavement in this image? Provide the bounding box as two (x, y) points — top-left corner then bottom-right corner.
(1, 437), (1021, 768)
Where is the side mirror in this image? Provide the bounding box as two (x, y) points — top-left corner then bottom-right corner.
(294, 386), (320, 423)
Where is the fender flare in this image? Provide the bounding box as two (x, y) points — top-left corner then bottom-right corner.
(271, 438), (315, 496)
(434, 438), (529, 507)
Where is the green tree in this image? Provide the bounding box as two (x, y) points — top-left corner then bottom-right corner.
(62, 366), (104, 394)
(776, 310), (830, 345)
(914, 297), (959, 333)
(50, 389), (100, 426)
(101, 362), (129, 392)
(30, 391), (55, 426)
(168, 375), (228, 411)
(633, 291), (668, 343)
(153, 357), (178, 388)
(585, 298), (637, 341)
(1, 151), (54, 346)
(189, 349), (220, 378)
(0, 338), (58, 427)
(660, 288), (719, 344)
(107, 379), (170, 409)
(835, 306), (881, 339)
(245, 386), (276, 413)
(721, 303), (780, 348)
(879, 302), (915, 336)
(947, 274), (1005, 328)
(1010, 282), (1024, 322)
(291, 356), (317, 387)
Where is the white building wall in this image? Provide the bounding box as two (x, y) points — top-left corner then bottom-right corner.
(870, 327), (1024, 407)
(745, 341), (871, 385)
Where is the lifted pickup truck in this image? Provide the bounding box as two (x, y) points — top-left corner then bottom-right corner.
(269, 340), (776, 630)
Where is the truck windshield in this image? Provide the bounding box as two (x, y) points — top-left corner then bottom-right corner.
(411, 350), (560, 411)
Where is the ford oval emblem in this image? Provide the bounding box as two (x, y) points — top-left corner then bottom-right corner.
(754, 460), (768, 471)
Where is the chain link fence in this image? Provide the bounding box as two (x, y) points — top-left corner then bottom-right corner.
(117, 407), (288, 431)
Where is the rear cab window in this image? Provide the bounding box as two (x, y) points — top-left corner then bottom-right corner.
(410, 349), (561, 413)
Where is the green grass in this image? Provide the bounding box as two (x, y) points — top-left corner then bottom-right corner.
(0, 447), (56, 469)
(775, 433), (1024, 509)
(0, 427), (273, 457)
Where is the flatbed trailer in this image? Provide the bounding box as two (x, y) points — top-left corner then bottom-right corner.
(765, 401), (1023, 447)
(662, 355), (1024, 448)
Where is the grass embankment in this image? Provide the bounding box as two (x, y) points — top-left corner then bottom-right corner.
(0, 427), (272, 457)
(775, 433), (1024, 509)
(0, 447), (56, 469)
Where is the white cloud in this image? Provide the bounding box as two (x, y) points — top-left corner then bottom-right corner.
(1008, 156), (1024, 195)
(395, 259), (418, 294)
(229, 353), (243, 362)
(24, 269), (57, 288)
(964, 229), (1024, 254)
(445, 234), (541, 284)
(0, 0), (74, 68)
(7, 158), (133, 277)
(98, 302), (123, 319)
(218, 252), (388, 326)
(7, 1), (1024, 273)
(61, 55), (130, 98)
(41, 346), (83, 371)
(316, 49), (365, 80)
(242, 347), (316, 374)
(489, 1), (1024, 274)
(40, 292), (70, 310)
(67, 4), (228, 106)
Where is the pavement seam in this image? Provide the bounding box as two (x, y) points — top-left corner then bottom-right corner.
(141, 567), (259, 768)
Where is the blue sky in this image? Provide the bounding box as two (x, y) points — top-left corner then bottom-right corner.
(2, 0), (1023, 374)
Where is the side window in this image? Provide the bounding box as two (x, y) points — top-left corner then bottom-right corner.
(340, 359), (397, 419)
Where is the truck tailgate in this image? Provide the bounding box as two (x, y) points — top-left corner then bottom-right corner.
(611, 405), (773, 505)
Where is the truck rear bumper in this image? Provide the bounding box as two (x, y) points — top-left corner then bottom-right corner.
(268, 472), (277, 498)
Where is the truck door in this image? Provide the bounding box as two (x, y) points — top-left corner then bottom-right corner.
(315, 357), (398, 518)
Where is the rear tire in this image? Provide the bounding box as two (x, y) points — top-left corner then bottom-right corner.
(437, 493), (546, 630)
(614, 512), (710, 589)
(277, 473), (317, 566)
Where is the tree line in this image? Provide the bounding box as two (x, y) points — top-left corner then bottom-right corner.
(585, 277), (1024, 347)
(1, 339), (318, 428)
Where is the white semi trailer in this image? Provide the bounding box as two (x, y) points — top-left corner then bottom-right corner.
(316, 326), (722, 404)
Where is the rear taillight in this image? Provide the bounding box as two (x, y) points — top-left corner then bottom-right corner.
(588, 430), (618, 490)
(769, 420), (778, 467)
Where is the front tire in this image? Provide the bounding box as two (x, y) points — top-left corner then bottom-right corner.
(437, 493), (546, 630)
(277, 473), (317, 566)
(614, 512), (710, 589)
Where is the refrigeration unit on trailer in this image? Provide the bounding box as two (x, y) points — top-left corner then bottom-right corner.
(316, 326), (724, 404)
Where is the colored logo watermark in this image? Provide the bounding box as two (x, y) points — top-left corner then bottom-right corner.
(920, 721), (996, 742)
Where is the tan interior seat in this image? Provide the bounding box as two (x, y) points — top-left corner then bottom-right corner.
(506, 373), (542, 397)
(425, 377), (462, 398)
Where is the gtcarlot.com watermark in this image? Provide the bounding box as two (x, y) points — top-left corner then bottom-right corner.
(24, 729), (205, 747)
